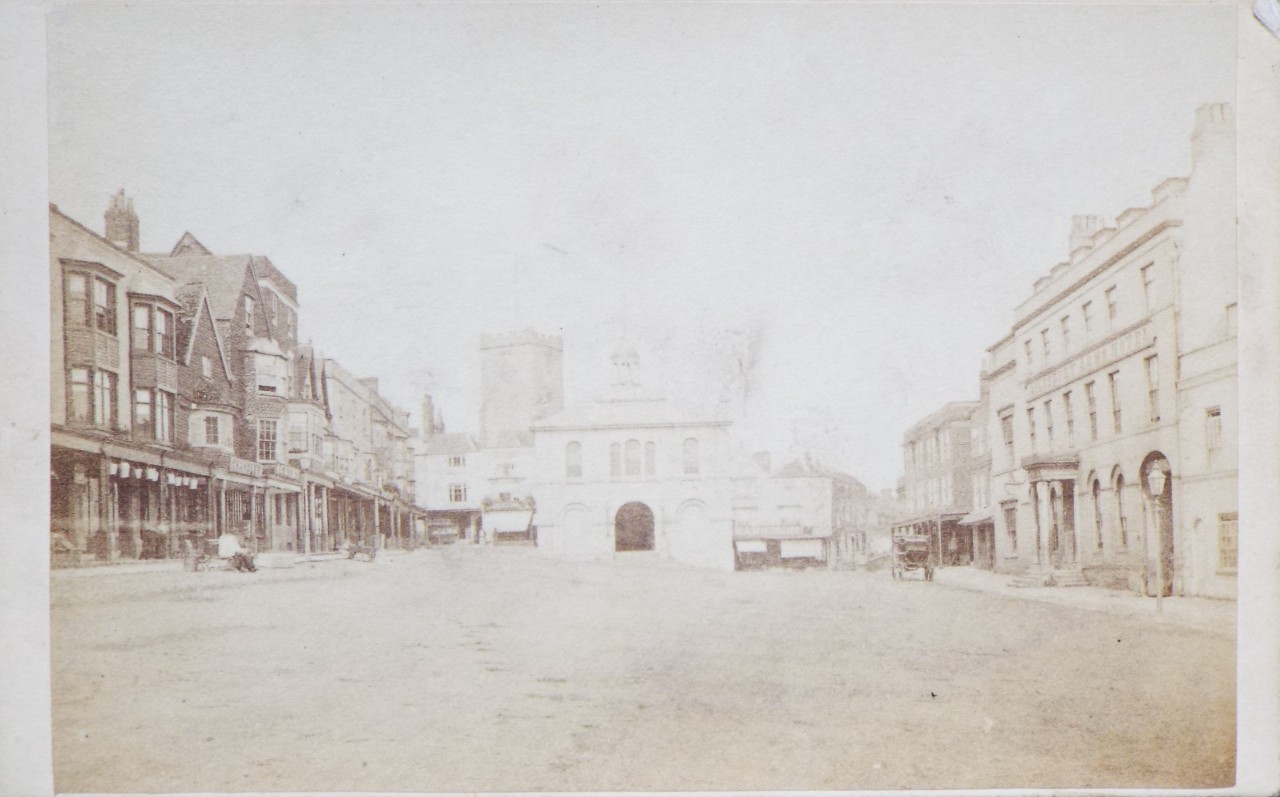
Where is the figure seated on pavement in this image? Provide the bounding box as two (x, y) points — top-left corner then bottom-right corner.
(218, 532), (257, 572)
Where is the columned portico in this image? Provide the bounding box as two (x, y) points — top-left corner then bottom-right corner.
(1021, 453), (1081, 576)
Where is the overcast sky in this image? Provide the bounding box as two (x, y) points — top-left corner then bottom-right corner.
(47, 2), (1235, 490)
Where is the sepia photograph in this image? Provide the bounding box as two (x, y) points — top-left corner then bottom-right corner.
(3, 0), (1279, 794)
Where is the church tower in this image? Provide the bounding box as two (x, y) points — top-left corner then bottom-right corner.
(104, 189), (140, 252)
(479, 329), (564, 448)
(610, 338), (643, 395)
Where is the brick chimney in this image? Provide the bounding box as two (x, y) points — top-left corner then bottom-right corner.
(104, 189), (140, 252)
(1068, 215), (1105, 255)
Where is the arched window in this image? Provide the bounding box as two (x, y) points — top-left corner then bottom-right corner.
(644, 441), (656, 476)
(565, 442), (582, 479)
(683, 438), (700, 475)
(609, 443), (621, 478)
(1114, 473), (1128, 548)
(625, 440), (641, 477)
(1091, 479), (1103, 550)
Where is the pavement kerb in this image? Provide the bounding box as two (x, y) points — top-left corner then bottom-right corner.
(929, 566), (1235, 636)
(50, 548), (429, 578)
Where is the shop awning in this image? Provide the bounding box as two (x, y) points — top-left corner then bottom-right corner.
(483, 509), (533, 533)
(51, 429), (103, 455)
(780, 539), (825, 559)
(102, 442), (163, 467)
(734, 539), (767, 554)
(958, 511), (994, 526)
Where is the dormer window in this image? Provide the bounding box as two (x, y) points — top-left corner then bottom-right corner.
(244, 296), (255, 329)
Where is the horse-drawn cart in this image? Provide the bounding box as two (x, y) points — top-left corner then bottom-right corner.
(891, 534), (934, 581)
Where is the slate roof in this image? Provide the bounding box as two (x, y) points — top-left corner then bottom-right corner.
(773, 456), (864, 487)
(422, 433), (480, 456)
(142, 254), (256, 322)
(490, 430), (534, 448)
(532, 397), (728, 431)
(251, 255), (298, 302)
(173, 283), (205, 358)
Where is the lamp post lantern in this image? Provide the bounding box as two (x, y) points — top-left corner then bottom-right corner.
(1145, 464), (1168, 614)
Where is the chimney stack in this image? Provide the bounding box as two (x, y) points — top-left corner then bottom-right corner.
(421, 394), (437, 437)
(104, 189), (140, 252)
(1068, 215), (1105, 255)
(1191, 102), (1233, 168)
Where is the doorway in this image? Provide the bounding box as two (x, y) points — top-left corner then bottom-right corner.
(614, 502), (655, 552)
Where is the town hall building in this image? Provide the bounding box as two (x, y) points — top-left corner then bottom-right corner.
(529, 341), (736, 570)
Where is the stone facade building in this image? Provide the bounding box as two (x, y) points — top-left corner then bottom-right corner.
(529, 342), (736, 569)
(414, 430), (483, 544)
(731, 455), (872, 570)
(980, 103), (1237, 598)
(892, 401), (982, 567)
(479, 330), (564, 449)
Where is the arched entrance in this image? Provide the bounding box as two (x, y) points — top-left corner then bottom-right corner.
(1141, 452), (1174, 597)
(614, 502), (655, 552)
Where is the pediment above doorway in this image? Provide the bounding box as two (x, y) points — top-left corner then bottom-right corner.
(1020, 452), (1080, 483)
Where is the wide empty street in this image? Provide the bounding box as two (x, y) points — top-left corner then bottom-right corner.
(51, 547), (1235, 793)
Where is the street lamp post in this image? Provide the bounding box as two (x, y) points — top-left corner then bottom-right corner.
(1145, 464), (1167, 614)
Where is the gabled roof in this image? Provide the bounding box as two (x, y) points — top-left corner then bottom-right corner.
(293, 344), (324, 403)
(173, 282), (233, 382)
(422, 433), (480, 456)
(142, 253), (259, 323)
(251, 255), (298, 303)
(49, 205), (175, 282)
(773, 456), (864, 487)
(169, 232), (211, 257)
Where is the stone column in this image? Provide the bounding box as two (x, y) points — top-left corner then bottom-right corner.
(1034, 480), (1051, 567)
(1050, 480), (1065, 567)
(100, 456), (118, 560)
(1064, 480), (1078, 564)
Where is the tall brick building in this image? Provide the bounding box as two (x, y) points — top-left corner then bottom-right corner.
(49, 194), (424, 565)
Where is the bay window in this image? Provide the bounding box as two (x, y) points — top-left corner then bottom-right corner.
(132, 388), (174, 442)
(155, 390), (173, 442)
(93, 279), (116, 334)
(69, 367), (91, 422)
(134, 389), (152, 430)
(131, 303), (176, 359)
(93, 370), (116, 427)
(257, 419), (278, 462)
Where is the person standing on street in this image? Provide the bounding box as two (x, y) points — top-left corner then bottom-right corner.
(218, 532), (256, 572)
